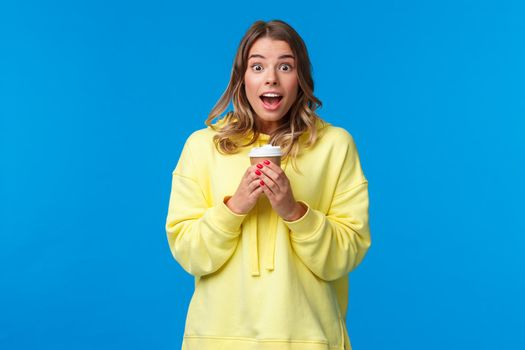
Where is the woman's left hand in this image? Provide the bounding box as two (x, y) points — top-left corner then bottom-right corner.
(255, 160), (307, 221)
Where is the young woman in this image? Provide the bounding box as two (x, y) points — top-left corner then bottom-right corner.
(166, 19), (371, 350)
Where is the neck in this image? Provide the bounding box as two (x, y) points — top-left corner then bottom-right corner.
(255, 119), (281, 136)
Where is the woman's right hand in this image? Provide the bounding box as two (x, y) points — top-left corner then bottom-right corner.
(225, 164), (265, 215)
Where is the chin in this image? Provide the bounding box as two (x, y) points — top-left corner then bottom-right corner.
(261, 113), (285, 121)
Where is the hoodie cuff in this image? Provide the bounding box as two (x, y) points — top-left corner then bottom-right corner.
(283, 200), (325, 240)
(207, 196), (248, 235)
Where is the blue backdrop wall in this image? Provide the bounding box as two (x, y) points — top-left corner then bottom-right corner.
(1, 0), (524, 349)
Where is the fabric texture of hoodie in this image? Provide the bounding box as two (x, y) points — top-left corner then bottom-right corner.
(166, 118), (371, 350)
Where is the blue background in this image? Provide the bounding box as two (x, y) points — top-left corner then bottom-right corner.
(1, 0), (524, 349)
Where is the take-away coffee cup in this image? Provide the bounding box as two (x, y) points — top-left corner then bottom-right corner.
(249, 145), (282, 166)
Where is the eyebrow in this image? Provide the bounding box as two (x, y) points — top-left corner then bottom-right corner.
(248, 54), (295, 60)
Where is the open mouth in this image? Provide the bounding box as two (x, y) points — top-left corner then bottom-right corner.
(259, 93), (283, 108)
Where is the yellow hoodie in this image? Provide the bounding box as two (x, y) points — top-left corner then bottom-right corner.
(166, 118), (371, 350)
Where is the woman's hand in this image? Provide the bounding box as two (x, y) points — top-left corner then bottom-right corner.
(225, 164), (265, 215)
(256, 160), (307, 221)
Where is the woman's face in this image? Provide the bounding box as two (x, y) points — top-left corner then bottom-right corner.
(244, 37), (299, 134)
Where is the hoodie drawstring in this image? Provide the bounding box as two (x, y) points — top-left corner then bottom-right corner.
(264, 211), (278, 272)
(249, 203), (260, 276)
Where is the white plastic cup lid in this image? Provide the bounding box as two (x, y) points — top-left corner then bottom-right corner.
(248, 145), (282, 157)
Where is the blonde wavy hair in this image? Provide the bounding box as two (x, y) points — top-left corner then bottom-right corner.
(205, 19), (324, 171)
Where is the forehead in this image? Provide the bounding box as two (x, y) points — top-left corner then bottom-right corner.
(247, 37), (294, 59)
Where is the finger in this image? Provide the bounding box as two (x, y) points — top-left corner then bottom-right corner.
(250, 184), (264, 198)
(254, 166), (264, 183)
(250, 164), (261, 172)
(261, 180), (276, 199)
(245, 166), (261, 184)
(245, 164), (261, 177)
(260, 161), (286, 187)
(244, 165), (255, 177)
(258, 172), (279, 194)
(262, 160), (282, 174)
(259, 177), (276, 196)
(248, 177), (262, 194)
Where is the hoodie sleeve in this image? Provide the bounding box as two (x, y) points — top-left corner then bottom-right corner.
(283, 132), (371, 281)
(165, 133), (247, 277)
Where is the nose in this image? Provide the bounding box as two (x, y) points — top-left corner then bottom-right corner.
(265, 69), (278, 86)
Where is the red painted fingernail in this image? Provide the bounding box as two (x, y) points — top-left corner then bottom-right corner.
(257, 164), (263, 169)
(255, 170), (262, 175)
(260, 180), (265, 186)
(263, 160), (270, 165)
